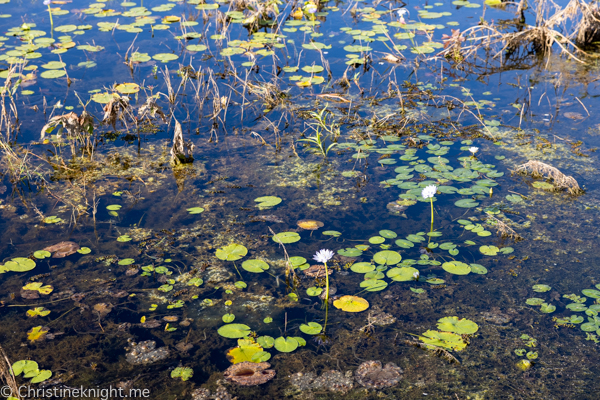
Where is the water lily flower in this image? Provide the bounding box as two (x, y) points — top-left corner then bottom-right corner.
(421, 185), (437, 199)
(313, 249), (334, 264)
(43, 0), (51, 5)
(412, 271), (420, 280)
(469, 147), (479, 155)
(397, 8), (409, 24)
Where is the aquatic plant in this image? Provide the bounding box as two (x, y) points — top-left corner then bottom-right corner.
(226, 338), (269, 364)
(298, 107), (338, 159)
(217, 323), (252, 339)
(313, 249), (334, 302)
(333, 295), (369, 312)
(170, 367), (193, 381)
(421, 185), (438, 240)
(43, 0), (53, 31)
(12, 360), (52, 384)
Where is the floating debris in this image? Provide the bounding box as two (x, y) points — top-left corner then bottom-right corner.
(43, 241), (80, 258)
(223, 361), (275, 386)
(514, 160), (583, 195)
(354, 360), (403, 389)
(125, 340), (169, 365)
(288, 370), (354, 394)
(250, 215), (284, 223)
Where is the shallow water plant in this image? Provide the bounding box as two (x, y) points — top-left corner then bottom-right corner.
(421, 185), (437, 241)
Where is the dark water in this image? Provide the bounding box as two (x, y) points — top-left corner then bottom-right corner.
(1, 0), (600, 399)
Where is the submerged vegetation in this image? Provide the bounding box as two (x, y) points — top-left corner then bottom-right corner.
(0, 0), (600, 398)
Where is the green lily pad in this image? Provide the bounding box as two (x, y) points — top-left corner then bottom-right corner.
(469, 264), (487, 274)
(479, 245), (499, 256)
(217, 323), (252, 338)
(379, 230), (397, 239)
(323, 230), (341, 237)
(582, 289), (600, 299)
(222, 313), (235, 323)
(5, 257), (36, 272)
(40, 70), (66, 79)
(171, 367), (193, 381)
(526, 298), (545, 306)
(152, 53), (179, 62)
(216, 243), (248, 261)
(373, 250), (401, 265)
(255, 196), (282, 208)
(274, 337), (298, 352)
(118, 258), (135, 265)
(187, 207), (204, 214)
(395, 239), (414, 248)
(455, 199), (479, 208)
(337, 248), (362, 257)
(306, 287), (323, 296)
(272, 232), (301, 244)
(299, 322), (322, 335)
(41, 61), (66, 69)
(241, 259), (269, 273)
(187, 44), (208, 52)
(437, 316), (479, 334)
(442, 261), (471, 275)
(256, 336), (274, 348)
(359, 279), (388, 291)
(33, 250), (51, 259)
(106, 204), (122, 211)
(540, 303), (556, 313)
(566, 303), (588, 312)
(351, 262), (375, 273)
(387, 266), (419, 281)
(533, 284), (551, 293)
(369, 236), (385, 244)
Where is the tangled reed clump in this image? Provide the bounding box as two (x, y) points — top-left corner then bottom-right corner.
(514, 160), (583, 195)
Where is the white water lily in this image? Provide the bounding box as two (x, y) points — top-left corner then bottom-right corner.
(313, 249), (335, 264)
(421, 185), (437, 199)
(413, 271), (420, 280)
(469, 147), (479, 155)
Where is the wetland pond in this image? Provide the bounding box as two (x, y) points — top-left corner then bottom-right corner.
(2, 0), (600, 398)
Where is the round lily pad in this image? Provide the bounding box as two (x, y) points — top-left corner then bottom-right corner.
(333, 295), (369, 312)
(241, 259), (269, 273)
(40, 70), (66, 79)
(152, 53), (179, 62)
(369, 236), (385, 244)
(215, 243), (248, 261)
(582, 289), (600, 299)
(540, 303), (556, 313)
(373, 250), (401, 265)
(532, 284), (551, 293)
(323, 230), (341, 237)
(395, 239), (414, 248)
(254, 196), (282, 208)
(442, 261), (471, 275)
(359, 279), (388, 291)
(272, 232), (301, 244)
(115, 83), (140, 94)
(479, 245), (499, 256)
(41, 61), (66, 69)
(5, 257), (36, 272)
(469, 263), (487, 274)
(379, 230), (397, 239)
(306, 287), (323, 296)
(33, 250), (51, 259)
(337, 248), (362, 257)
(566, 303), (587, 312)
(299, 322), (322, 335)
(455, 199), (479, 208)
(274, 337), (298, 352)
(118, 258), (135, 265)
(217, 323), (251, 338)
(437, 316), (479, 334)
(387, 266), (419, 281)
(526, 298), (545, 306)
(187, 207), (204, 214)
(187, 44), (208, 52)
(351, 262), (375, 273)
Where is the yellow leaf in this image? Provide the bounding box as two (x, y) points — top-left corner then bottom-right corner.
(226, 338), (263, 364)
(140, 316), (146, 323)
(27, 326), (48, 342)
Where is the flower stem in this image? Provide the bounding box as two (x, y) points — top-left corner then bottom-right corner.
(323, 261), (329, 330)
(428, 197), (434, 243)
(47, 5), (54, 33)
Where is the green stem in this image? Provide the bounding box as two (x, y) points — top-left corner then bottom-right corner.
(428, 197), (434, 243)
(232, 261), (243, 281)
(323, 261), (329, 330)
(47, 5), (54, 32)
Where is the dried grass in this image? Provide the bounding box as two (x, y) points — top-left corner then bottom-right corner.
(513, 160), (583, 195)
(0, 344), (19, 399)
(485, 214), (523, 242)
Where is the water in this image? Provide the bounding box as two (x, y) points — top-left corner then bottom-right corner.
(1, 0), (600, 398)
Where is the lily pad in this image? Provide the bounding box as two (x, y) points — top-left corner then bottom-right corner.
(351, 262), (375, 273)
(533, 284), (551, 293)
(272, 232), (301, 244)
(274, 336), (298, 352)
(187, 207), (204, 214)
(469, 264), (487, 274)
(241, 259), (269, 273)
(33, 250), (51, 259)
(255, 196), (282, 208)
(152, 53), (179, 62)
(582, 289), (600, 299)
(5, 257), (36, 272)
(216, 244), (248, 261)
(479, 245), (499, 256)
(387, 266), (419, 281)
(442, 261), (471, 275)
(437, 316), (479, 334)
(455, 199), (479, 208)
(337, 248), (362, 257)
(526, 298), (545, 306)
(217, 323), (252, 338)
(306, 287), (323, 296)
(299, 322), (322, 335)
(540, 303), (556, 313)
(333, 295), (369, 312)
(373, 250), (401, 265)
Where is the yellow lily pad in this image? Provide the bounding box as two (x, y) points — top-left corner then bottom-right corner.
(333, 295), (369, 312)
